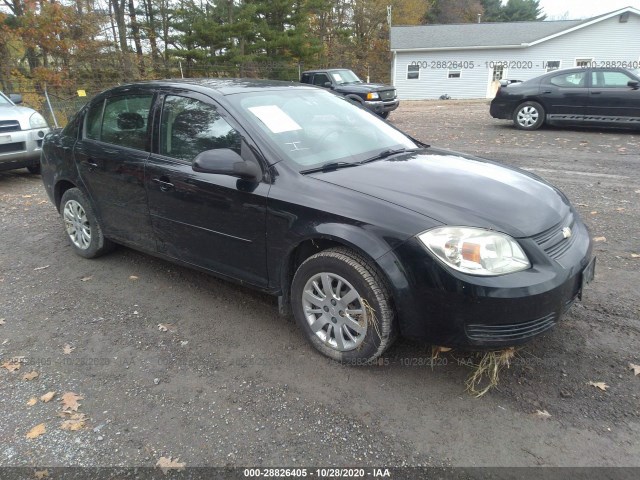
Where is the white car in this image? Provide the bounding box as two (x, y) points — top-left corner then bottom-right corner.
(0, 91), (50, 174)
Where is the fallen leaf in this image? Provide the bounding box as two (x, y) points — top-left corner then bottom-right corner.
(80, 276), (93, 282)
(615, 207), (625, 212)
(631, 254), (640, 258)
(158, 323), (176, 332)
(63, 344), (75, 354)
(60, 392), (83, 412)
(629, 363), (640, 376)
(129, 275), (139, 280)
(60, 413), (87, 431)
(0, 318), (5, 325)
(590, 211), (598, 215)
(576, 203), (588, 207)
(23, 371), (39, 381)
(2, 360), (21, 372)
(593, 236), (606, 243)
(40, 391), (56, 403)
(33, 265), (50, 271)
(26, 423), (46, 439)
(588, 381), (609, 391)
(156, 456), (186, 474)
(34, 470), (49, 479)
(534, 409), (552, 419)
(27, 398), (38, 406)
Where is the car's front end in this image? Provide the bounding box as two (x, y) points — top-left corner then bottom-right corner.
(361, 88), (400, 115)
(0, 93), (50, 172)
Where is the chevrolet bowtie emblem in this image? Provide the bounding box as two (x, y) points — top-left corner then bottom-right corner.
(562, 227), (572, 239)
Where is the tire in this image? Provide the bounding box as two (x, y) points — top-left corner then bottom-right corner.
(291, 247), (396, 363)
(513, 101), (545, 130)
(60, 188), (114, 258)
(379, 111), (390, 119)
(27, 164), (41, 174)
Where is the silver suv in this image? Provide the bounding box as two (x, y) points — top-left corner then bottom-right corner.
(0, 91), (50, 174)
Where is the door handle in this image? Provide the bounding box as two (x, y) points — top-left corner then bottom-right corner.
(86, 159), (98, 171)
(153, 177), (175, 192)
(542, 90), (552, 94)
(591, 91), (602, 95)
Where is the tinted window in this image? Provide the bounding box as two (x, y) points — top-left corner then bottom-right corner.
(100, 95), (153, 150)
(592, 71), (634, 88)
(160, 95), (240, 162)
(313, 74), (330, 86)
(550, 71), (586, 87)
(85, 100), (104, 140)
(301, 73), (311, 84)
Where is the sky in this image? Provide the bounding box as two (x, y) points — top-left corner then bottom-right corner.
(538, 0), (640, 19)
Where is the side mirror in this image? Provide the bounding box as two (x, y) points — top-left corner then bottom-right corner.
(9, 94), (22, 104)
(323, 82), (333, 89)
(192, 148), (261, 182)
(628, 80), (639, 90)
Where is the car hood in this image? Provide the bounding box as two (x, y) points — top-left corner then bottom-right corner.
(335, 83), (395, 94)
(309, 149), (570, 238)
(0, 105), (37, 125)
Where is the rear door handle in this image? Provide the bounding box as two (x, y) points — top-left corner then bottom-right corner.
(542, 90), (552, 94)
(153, 177), (175, 191)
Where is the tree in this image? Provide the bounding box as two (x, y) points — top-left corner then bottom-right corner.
(480, 0), (503, 21)
(501, 0), (546, 21)
(424, 0), (483, 24)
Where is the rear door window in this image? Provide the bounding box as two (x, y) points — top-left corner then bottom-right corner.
(99, 95), (154, 151)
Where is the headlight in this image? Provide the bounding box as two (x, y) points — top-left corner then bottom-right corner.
(418, 227), (530, 276)
(29, 112), (48, 129)
(366, 92), (380, 100)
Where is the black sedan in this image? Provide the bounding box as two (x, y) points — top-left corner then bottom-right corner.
(41, 80), (594, 363)
(490, 67), (640, 130)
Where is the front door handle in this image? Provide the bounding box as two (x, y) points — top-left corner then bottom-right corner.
(542, 90), (552, 94)
(591, 91), (602, 95)
(153, 177), (175, 192)
(86, 159), (98, 171)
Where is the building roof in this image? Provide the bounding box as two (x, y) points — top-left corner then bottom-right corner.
(390, 6), (640, 51)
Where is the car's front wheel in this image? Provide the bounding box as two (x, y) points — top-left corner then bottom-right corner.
(513, 101), (545, 130)
(379, 111), (390, 119)
(60, 188), (114, 258)
(291, 248), (396, 363)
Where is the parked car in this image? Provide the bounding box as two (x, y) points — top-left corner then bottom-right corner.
(490, 67), (640, 130)
(300, 69), (399, 118)
(41, 79), (594, 363)
(0, 91), (50, 173)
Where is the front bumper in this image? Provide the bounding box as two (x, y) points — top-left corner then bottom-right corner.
(364, 99), (400, 114)
(378, 214), (593, 347)
(0, 127), (49, 171)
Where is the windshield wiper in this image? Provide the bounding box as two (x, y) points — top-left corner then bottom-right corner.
(360, 148), (419, 165)
(299, 161), (360, 175)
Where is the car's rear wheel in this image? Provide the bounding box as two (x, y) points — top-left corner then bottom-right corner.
(60, 188), (114, 258)
(27, 164), (41, 174)
(513, 101), (545, 130)
(291, 247), (396, 363)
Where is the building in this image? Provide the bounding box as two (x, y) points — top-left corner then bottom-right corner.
(390, 7), (640, 100)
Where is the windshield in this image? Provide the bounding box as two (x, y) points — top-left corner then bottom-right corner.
(229, 89), (418, 170)
(330, 70), (363, 85)
(0, 92), (12, 106)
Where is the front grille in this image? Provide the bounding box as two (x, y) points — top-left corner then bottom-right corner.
(466, 313), (557, 341)
(380, 90), (396, 101)
(0, 120), (21, 133)
(0, 142), (26, 154)
(532, 213), (576, 260)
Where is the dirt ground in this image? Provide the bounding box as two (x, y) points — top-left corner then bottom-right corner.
(1, 101), (639, 471)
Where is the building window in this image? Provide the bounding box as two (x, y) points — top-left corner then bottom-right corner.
(575, 58), (594, 68)
(492, 65), (505, 81)
(448, 70), (461, 79)
(407, 64), (419, 80)
(544, 60), (561, 72)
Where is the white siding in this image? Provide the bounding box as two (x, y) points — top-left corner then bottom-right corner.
(393, 13), (640, 100)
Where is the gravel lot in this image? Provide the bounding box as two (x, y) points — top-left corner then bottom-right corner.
(1, 100), (639, 471)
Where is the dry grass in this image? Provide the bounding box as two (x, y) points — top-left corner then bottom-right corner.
(361, 298), (381, 343)
(464, 347), (517, 398)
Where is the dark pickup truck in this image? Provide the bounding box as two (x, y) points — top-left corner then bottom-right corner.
(300, 69), (399, 118)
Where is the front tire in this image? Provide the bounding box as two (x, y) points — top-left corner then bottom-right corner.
(60, 188), (114, 258)
(513, 101), (545, 130)
(379, 111), (390, 119)
(291, 248), (396, 363)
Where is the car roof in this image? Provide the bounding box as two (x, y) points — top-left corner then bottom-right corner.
(101, 78), (316, 97)
(302, 69), (352, 74)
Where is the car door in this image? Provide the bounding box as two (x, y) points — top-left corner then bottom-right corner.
(73, 92), (156, 249)
(539, 70), (589, 122)
(587, 69), (640, 125)
(145, 91), (270, 287)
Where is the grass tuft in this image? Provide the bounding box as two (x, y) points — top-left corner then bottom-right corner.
(464, 347), (517, 397)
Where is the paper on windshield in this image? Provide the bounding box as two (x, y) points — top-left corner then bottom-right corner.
(248, 105), (302, 134)
(331, 73), (343, 81)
